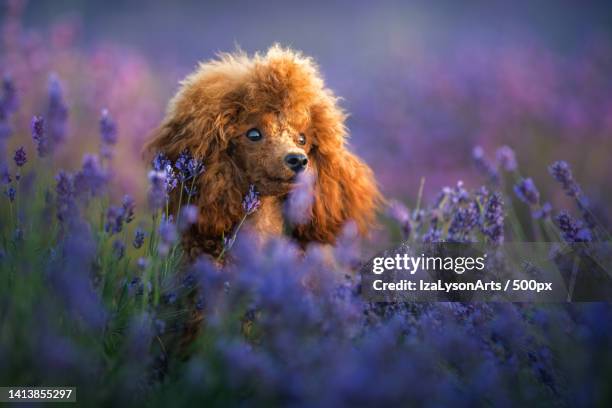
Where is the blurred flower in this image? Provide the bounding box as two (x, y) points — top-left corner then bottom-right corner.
(514, 178), (540, 206)
(387, 199), (412, 239)
(496, 145), (517, 171)
(242, 184), (261, 215)
(137, 257), (149, 271)
(285, 171), (314, 225)
(555, 211), (591, 242)
(472, 146), (499, 184)
(147, 170), (167, 210)
(74, 154), (108, 198)
(0, 75), (18, 119)
(105, 205), (124, 235)
(13, 146), (26, 167)
(533, 202), (552, 220)
(31, 116), (49, 158)
(158, 216), (177, 256)
(178, 204), (198, 231)
(112, 239), (125, 260)
(55, 171), (77, 223)
(122, 194), (135, 223)
(46, 74), (68, 151)
(1, 165), (11, 184)
(549, 161), (580, 197)
(99, 108), (117, 145)
(133, 228), (145, 249)
(4, 186), (15, 202)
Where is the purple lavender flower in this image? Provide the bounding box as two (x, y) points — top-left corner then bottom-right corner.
(513, 178), (540, 206)
(133, 228), (145, 249)
(46, 74), (68, 150)
(164, 164), (178, 193)
(105, 206), (124, 235)
(174, 149), (191, 182)
(73, 154), (108, 198)
(423, 218), (442, 243)
(447, 202), (479, 242)
(55, 171), (77, 223)
(13, 146), (26, 167)
(482, 192), (504, 244)
(147, 170), (167, 210)
(242, 184), (261, 215)
(158, 216), (177, 256)
(152, 152), (171, 172)
(112, 239), (125, 259)
(99, 108), (117, 145)
(555, 211), (591, 243)
(496, 145), (517, 171)
(532, 202), (552, 220)
(178, 204), (198, 231)
(285, 171), (314, 225)
(4, 186), (15, 202)
(122, 194), (135, 223)
(472, 146), (499, 184)
(187, 157), (205, 179)
(31, 116), (49, 158)
(0, 75), (18, 119)
(387, 199), (411, 239)
(548, 161), (580, 197)
(137, 257), (149, 270)
(223, 234), (236, 252)
(1, 165), (11, 184)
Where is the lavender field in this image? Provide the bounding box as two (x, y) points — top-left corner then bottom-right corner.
(1, 1), (612, 406)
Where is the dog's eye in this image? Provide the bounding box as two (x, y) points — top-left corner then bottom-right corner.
(246, 128), (262, 141)
(298, 133), (306, 145)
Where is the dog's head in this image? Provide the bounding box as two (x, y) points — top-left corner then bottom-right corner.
(147, 45), (381, 243)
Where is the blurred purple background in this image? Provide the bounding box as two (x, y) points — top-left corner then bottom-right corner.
(2, 0), (612, 215)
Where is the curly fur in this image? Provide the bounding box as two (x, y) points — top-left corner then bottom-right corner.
(146, 45), (382, 260)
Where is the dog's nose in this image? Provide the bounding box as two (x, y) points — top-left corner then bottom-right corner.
(284, 153), (308, 173)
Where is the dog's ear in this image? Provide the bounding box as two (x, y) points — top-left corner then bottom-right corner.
(293, 94), (382, 244)
(145, 61), (250, 239)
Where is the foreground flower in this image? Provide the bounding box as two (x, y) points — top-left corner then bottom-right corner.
(285, 171), (314, 225)
(242, 184), (261, 215)
(152, 152), (171, 172)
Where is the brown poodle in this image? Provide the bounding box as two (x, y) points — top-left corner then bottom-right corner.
(147, 45), (381, 260)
